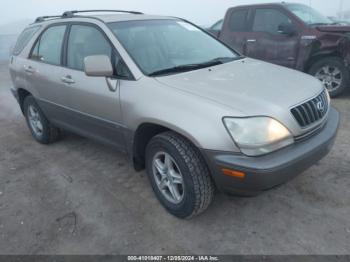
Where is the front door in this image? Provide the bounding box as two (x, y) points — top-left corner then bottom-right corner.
(60, 23), (131, 151)
(246, 8), (300, 68)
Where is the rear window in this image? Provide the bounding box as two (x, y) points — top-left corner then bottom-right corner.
(12, 26), (41, 55)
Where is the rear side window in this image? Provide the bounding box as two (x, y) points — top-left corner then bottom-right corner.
(229, 9), (249, 32)
(12, 26), (40, 55)
(253, 9), (293, 34)
(31, 25), (66, 65)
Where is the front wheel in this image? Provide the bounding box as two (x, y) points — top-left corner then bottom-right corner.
(309, 57), (349, 97)
(145, 131), (215, 219)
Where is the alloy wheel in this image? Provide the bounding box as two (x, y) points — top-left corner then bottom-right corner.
(28, 105), (43, 137)
(152, 152), (185, 204)
(315, 65), (343, 92)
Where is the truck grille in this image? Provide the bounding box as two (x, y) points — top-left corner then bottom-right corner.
(291, 90), (329, 128)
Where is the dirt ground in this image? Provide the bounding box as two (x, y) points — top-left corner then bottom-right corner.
(0, 63), (349, 255)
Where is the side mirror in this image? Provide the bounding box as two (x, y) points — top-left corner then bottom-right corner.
(84, 55), (113, 77)
(278, 23), (297, 36)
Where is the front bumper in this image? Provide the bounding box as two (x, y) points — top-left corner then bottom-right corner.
(202, 107), (340, 196)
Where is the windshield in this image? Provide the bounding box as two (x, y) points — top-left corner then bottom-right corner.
(108, 19), (239, 76)
(286, 4), (333, 26)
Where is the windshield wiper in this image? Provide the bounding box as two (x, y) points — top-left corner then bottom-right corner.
(148, 57), (237, 77)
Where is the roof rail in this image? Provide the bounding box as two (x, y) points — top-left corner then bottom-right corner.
(62, 10), (144, 18)
(34, 16), (62, 23)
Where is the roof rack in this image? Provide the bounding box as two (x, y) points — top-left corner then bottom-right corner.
(34, 16), (62, 23)
(62, 10), (144, 18)
(34, 10), (143, 24)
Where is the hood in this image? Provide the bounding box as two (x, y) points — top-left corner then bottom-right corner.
(317, 25), (350, 33)
(155, 58), (323, 117)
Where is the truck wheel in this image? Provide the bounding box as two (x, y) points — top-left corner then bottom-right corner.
(309, 57), (349, 97)
(23, 96), (61, 144)
(145, 131), (215, 219)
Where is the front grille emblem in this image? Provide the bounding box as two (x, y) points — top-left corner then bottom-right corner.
(317, 100), (325, 112)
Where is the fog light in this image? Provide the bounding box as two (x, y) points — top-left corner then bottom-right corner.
(222, 168), (245, 179)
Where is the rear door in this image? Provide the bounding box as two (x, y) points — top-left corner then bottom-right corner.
(246, 7), (300, 68)
(219, 8), (251, 54)
(24, 24), (71, 121)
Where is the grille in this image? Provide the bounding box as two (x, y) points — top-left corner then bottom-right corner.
(291, 90), (329, 128)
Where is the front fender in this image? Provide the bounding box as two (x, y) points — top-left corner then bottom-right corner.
(120, 77), (242, 153)
(301, 34), (350, 71)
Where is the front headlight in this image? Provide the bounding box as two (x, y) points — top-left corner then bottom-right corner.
(223, 117), (294, 156)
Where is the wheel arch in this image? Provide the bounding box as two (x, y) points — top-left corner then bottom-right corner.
(131, 122), (202, 171)
(17, 88), (32, 114)
(304, 51), (345, 73)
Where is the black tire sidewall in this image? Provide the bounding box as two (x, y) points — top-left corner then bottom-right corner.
(309, 57), (349, 97)
(145, 137), (197, 218)
(23, 96), (51, 144)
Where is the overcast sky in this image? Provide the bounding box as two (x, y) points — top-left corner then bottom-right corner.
(1, 0), (349, 27)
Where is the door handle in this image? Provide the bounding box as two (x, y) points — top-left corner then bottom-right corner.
(247, 39), (257, 43)
(24, 65), (35, 74)
(61, 75), (75, 84)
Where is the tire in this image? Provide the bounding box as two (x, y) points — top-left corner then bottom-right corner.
(308, 57), (349, 97)
(145, 131), (215, 219)
(23, 95), (61, 144)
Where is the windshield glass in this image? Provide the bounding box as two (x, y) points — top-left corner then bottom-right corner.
(286, 4), (333, 25)
(108, 19), (239, 76)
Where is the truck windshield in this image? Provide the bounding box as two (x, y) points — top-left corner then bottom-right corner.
(286, 4), (333, 26)
(108, 19), (239, 76)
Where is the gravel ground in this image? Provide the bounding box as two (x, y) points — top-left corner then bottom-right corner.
(0, 63), (349, 255)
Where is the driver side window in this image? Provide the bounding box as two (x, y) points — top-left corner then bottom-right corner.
(67, 24), (131, 79)
(253, 9), (293, 35)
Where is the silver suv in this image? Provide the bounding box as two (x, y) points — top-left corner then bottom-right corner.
(9, 10), (339, 218)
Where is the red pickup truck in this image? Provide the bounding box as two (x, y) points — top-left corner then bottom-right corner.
(209, 3), (350, 97)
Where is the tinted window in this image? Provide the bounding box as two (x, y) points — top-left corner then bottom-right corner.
(13, 26), (40, 55)
(253, 9), (292, 34)
(229, 10), (249, 32)
(31, 25), (66, 65)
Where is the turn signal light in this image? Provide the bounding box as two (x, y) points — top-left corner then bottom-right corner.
(222, 168), (246, 179)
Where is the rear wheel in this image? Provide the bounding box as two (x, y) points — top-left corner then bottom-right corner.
(23, 96), (61, 144)
(309, 57), (349, 97)
(145, 131), (215, 219)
